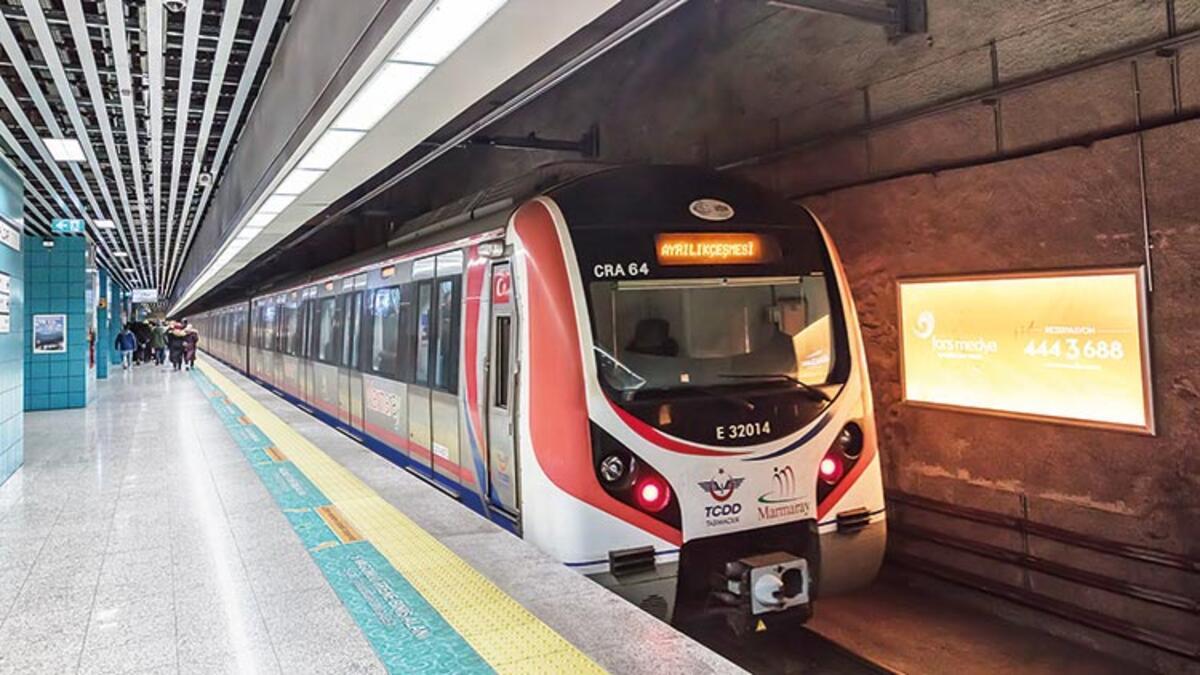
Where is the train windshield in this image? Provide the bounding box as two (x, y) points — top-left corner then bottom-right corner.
(590, 275), (837, 396)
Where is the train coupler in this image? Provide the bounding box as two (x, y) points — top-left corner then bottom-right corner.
(718, 552), (813, 637)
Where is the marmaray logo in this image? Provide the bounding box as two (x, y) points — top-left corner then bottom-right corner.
(758, 466), (799, 504)
(697, 468), (744, 502)
(914, 310), (935, 340)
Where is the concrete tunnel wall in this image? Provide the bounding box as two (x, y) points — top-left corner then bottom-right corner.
(726, 36), (1200, 675)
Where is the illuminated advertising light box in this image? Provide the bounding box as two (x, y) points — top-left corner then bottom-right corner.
(655, 233), (780, 266)
(897, 267), (1153, 434)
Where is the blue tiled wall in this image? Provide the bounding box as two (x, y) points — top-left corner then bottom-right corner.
(0, 158), (23, 486)
(109, 286), (125, 367)
(24, 237), (90, 411)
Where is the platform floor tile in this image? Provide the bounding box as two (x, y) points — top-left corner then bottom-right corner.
(194, 359), (606, 674)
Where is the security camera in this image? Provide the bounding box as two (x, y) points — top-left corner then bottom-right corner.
(164, 0), (186, 13)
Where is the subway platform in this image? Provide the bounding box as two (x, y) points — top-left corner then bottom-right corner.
(0, 356), (738, 675)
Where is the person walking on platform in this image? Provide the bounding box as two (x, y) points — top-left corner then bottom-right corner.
(115, 324), (137, 370)
(182, 320), (199, 371)
(150, 321), (168, 366)
(167, 322), (188, 371)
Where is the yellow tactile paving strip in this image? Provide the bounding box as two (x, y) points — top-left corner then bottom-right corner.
(197, 358), (606, 674)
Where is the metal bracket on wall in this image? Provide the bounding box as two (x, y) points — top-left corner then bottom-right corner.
(422, 124), (601, 158)
(766, 0), (927, 39)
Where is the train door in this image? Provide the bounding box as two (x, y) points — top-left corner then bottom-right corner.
(429, 251), (463, 485)
(486, 260), (519, 514)
(339, 281), (366, 428)
(300, 295), (316, 404)
(408, 258), (436, 473)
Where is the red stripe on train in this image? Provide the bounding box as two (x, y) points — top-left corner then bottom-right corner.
(514, 199), (682, 546)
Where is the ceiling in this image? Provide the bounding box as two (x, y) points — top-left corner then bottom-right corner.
(0, 0), (294, 296)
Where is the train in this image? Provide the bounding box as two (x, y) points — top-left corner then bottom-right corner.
(192, 164), (885, 634)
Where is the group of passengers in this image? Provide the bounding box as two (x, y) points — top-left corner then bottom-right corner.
(115, 319), (199, 372)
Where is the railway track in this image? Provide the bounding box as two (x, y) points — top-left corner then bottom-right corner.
(683, 619), (900, 675)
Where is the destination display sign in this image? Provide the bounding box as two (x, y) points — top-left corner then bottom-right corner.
(655, 233), (780, 266)
(897, 268), (1153, 433)
(131, 288), (159, 303)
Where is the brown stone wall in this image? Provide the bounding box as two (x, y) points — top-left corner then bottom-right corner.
(737, 115), (1200, 670)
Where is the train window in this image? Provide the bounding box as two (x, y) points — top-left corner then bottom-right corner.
(368, 287), (401, 378)
(589, 275), (837, 393)
(261, 304), (277, 351)
(415, 282), (433, 385)
(493, 316), (511, 409)
(433, 278), (460, 393)
(316, 297), (337, 363)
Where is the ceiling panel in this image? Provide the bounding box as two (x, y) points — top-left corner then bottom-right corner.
(0, 0), (294, 292)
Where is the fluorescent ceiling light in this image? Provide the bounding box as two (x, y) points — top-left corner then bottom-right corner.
(246, 212), (276, 231)
(298, 130), (365, 171)
(122, 268), (136, 274)
(333, 62), (433, 131)
(275, 168), (325, 196)
(43, 137), (86, 162)
(95, 219), (116, 229)
(112, 251), (128, 257)
(392, 0), (507, 65)
(259, 194), (296, 215)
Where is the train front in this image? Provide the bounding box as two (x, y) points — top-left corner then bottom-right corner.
(512, 166), (885, 634)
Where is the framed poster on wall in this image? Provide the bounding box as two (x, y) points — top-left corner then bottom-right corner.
(897, 267), (1154, 434)
(32, 314), (67, 354)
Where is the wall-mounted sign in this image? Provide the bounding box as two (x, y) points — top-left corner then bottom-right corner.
(0, 218), (18, 251)
(130, 288), (159, 303)
(0, 271), (8, 295)
(897, 267), (1153, 434)
(655, 232), (780, 266)
(0, 314), (8, 334)
(0, 295), (9, 314)
(32, 314), (67, 354)
(51, 218), (86, 234)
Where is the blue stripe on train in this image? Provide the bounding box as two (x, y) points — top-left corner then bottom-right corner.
(206, 351), (520, 536)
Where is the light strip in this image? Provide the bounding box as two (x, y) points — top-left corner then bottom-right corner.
(274, 168), (325, 196)
(298, 130), (365, 171)
(392, 0), (508, 65)
(332, 62), (433, 131)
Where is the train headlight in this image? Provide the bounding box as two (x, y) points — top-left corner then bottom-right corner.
(834, 422), (864, 459)
(599, 454), (627, 484)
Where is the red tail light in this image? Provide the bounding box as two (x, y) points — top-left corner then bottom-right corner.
(635, 475), (672, 512)
(818, 455), (844, 484)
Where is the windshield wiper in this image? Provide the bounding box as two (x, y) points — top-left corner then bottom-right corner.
(718, 373), (831, 403)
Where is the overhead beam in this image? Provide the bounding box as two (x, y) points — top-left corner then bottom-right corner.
(167, 0), (244, 294)
(165, 0), (283, 296)
(106, 0), (154, 289)
(163, 0), (203, 296)
(766, 0), (926, 37)
(64, 0), (150, 288)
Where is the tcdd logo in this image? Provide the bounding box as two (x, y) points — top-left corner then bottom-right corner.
(697, 468), (744, 503)
(704, 502), (742, 518)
